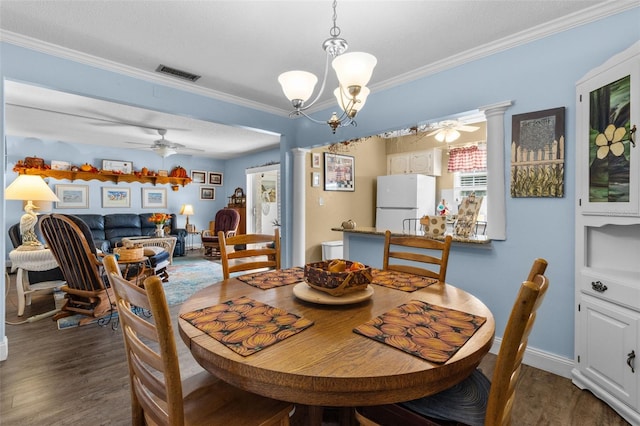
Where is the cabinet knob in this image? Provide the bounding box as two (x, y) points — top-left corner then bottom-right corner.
(591, 280), (608, 293)
(627, 350), (635, 373)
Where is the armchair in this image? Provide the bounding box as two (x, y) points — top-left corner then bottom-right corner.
(202, 208), (240, 257)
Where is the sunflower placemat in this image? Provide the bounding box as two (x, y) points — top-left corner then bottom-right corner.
(180, 296), (314, 357)
(237, 267), (305, 289)
(353, 300), (486, 363)
(370, 269), (439, 292)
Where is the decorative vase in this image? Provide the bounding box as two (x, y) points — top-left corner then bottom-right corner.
(155, 224), (165, 237)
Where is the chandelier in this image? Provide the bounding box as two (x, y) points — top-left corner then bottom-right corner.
(278, 0), (377, 134)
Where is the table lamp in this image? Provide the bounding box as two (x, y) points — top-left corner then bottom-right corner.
(5, 175), (60, 250)
(180, 204), (194, 232)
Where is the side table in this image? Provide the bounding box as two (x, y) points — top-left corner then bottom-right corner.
(9, 249), (64, 317)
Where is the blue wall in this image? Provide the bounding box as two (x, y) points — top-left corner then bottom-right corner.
(2, 8), (639, 363)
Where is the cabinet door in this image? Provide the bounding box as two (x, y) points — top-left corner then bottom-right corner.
(576, 44), (639, 216)
(577, 294), (639, 407)
(387, 154), (409, 175)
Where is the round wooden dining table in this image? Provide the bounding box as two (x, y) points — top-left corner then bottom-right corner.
(178, 275), (495, 420)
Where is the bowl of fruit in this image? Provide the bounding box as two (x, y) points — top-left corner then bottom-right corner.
(303, 259), (372, 296)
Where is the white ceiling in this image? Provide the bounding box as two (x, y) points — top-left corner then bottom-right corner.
(1, 1), (632, 158)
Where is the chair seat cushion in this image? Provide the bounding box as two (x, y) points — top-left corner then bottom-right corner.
(202, 236), (219, 243)
(399, 369), (490, 426)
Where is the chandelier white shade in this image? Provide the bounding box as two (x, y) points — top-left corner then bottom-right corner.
(331, 52), (377, 89)
(334, 86), (370, 115)
(278, 71), (318, 104)
(154, 145), (177, 158)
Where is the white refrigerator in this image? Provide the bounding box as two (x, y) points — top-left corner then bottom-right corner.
(376, 174), (436, 231)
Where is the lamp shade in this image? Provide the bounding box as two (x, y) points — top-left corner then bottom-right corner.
(334, 86), (370, 114)
(5, 175), (60, 202)
(180, 204), (194, 216)
(332, 52), (377, 89)
(278, 70), (318, 102)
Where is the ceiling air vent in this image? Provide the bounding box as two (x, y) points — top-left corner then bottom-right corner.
(155, 64), (201, 82)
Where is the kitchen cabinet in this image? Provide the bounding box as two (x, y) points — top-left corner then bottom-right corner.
(387, 149), (442, 176)
(572, 41), (640, 425)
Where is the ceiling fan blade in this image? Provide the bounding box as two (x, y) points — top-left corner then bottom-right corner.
(457, 125), (480, 132)
(125, 141), (152, 146)
(426, 129), (441, 137)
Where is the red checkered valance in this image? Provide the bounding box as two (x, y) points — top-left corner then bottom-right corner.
(447, 145), (487, 172)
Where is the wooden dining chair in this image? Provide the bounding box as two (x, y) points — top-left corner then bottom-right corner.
(355, 258), (549, 426)
(39, 213), (114, 324)
(383, 230), (453, 283)
(219, 228), (281, 279)
(103, 254), (293, 426)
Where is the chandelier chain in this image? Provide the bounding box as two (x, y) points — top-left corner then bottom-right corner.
(329, 0), (341, 38)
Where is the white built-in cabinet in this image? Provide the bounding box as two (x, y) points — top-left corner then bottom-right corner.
(572, 41), (640, 425)
(387, 149), (442, 176)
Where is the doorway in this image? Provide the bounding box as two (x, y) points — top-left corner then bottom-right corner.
(246, 164), (280, 235)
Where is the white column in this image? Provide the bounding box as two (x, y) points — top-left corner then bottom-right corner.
(480, 100), (512, 241)
(291, 148), (308, 266)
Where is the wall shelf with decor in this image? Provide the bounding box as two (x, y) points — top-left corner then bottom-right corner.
(16, 168), (192, 188)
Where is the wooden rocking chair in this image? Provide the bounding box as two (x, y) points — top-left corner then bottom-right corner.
(39, 214), (114, 325)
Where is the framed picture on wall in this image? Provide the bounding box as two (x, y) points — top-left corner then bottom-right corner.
(102, 187), (131, 208)
(311, 152), (321, 168)
(142, 187), (167, 208)
(209, 172), (223, 186)
(324, 153), (355, 191)
(200, 187), (215, 200)
(191, 170), (206, 184)
(55, 184), (89, 209)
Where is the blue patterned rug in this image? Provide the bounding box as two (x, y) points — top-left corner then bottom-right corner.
(57, 257), (223, 329)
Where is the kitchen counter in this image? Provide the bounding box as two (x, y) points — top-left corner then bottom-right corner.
(331, 226), (491, 245)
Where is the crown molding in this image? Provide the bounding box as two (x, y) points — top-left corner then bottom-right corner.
(369, 1), (638, 95)
(0, 30), (290, 117)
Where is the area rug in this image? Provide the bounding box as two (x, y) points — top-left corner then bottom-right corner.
(57, 257), (224, 329)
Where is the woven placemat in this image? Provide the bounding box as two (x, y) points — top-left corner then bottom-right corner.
(237, 267), (305, 289)
(180, 296), (313, 356)
(371, 269), (439, 292)
(354, 300), (486, 363)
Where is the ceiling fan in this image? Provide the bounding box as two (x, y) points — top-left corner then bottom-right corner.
(427, 120), (480, 143)
(127, 129), (202, 157)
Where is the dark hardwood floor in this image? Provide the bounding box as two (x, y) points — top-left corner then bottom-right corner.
(1, 253), (631, 425)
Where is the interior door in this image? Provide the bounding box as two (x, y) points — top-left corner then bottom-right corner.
(245, 165), (280, 234)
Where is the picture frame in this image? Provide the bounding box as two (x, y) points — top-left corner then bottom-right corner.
(157, 169), (168, 177)
(511, 106), (565, 198)
(102, 159), (133, 174)
(311, 172), (320, 187)
(102, 187), (131, 208)
(142, 187), (167, 209)
(209, 172), (223, 186)
(311, 152), (321, 168)
(55, 184), (89, 209)
(200, 187), (216, 200)
(51, 160), (71, 171)
(191, 170), (206, 184)
(324, 153), (355, 191)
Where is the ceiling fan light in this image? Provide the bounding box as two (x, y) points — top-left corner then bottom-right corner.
(278, 71), (318, 103)
(435, 129), (461, 143)
(331, 52), (377, 88)
(155, 146), (177, 158)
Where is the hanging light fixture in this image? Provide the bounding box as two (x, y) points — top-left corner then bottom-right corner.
(278, 0), (377, 133)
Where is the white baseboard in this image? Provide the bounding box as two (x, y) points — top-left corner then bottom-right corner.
(490, 337), (574, 379)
